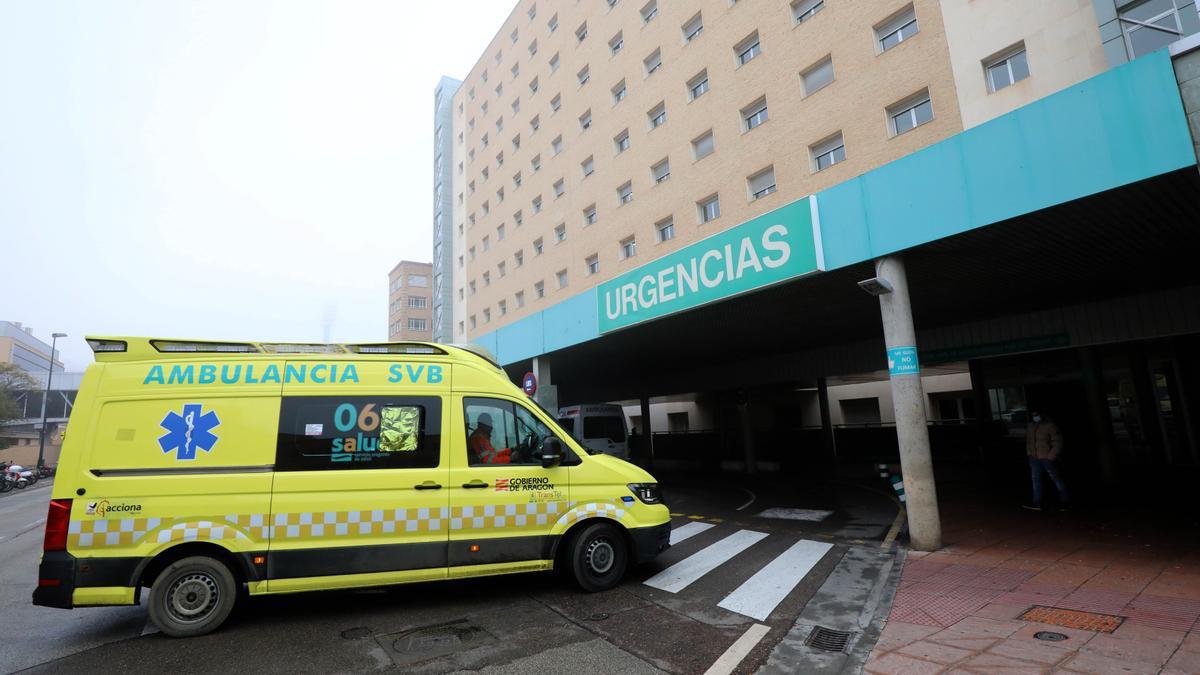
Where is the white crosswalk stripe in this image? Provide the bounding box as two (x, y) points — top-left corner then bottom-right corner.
(645, 529), (768, 593)
(717, 538), (833, 620)
(668, 521), (714, 545)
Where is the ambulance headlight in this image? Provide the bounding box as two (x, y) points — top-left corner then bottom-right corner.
(627, 483), (661, 505)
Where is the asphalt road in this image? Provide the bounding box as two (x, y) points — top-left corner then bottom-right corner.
(1, 475), (900, 674)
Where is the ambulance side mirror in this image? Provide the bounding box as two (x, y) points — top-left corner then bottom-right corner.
(541, 438), (563, 469)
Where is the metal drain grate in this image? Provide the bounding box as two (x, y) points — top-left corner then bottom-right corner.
(806, 626), (854, 653)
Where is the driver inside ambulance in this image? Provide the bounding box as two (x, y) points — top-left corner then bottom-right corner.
(469, 413), (514, 464)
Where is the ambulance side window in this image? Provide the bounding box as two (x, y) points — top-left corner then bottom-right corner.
(464, 397), (564, 467)
(276, 396), (442, 471)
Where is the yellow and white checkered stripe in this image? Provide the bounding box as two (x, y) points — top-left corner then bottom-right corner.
(68, 498), (629, 549)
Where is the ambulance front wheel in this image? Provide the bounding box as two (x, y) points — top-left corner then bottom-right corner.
(567, 522), (628, 592)
(148, 556), (238, 637)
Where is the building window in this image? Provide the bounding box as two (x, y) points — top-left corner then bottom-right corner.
(652, 158), (671, 184)
(612, 79), (627, 104)
(408, 274), (429, 287)
(496, 152), (504, 167)
(498, 261), (507, 277)
(576, 21), (588, 43)
(792, 0), (824, 23)
(529, 77), (539, 94)
(888, 90), (933, 136)
(530, 115), (540, 133)
(682, 13), (703, 42)
(514, 249), (524, 267)
(734, 31), (761, 66)
(554, 223), (567, 241)
(657, 217), (675, 242)
(748, 166), (777, 200)
(698, 194), (721, 223)
(497, 224), (505, 240)
(495, 82), (503, 98)
(648, 102), (667, 129)
(584, 204), (598, 224)
(496, 187), (504, 203)
(513, 172), (522, 188)
(578, 66), (590, 86)
(687, 70), (710, 101)
(985, 44), (1030, 93)
(514, 210), (523, 226)
(511, 63), (520, 80)
(498, 300), (507, 316)
(617, 181), (634, 205)
(549, 52), (559, 72)
(557, 269), (569, 288)
(586, 254), (600, 275)
(801, 56), (834, 96)
(469, 280), (477, 294)
(742, 97), (769, 130)
(408, 318), (427, 331)
(458, 320), (464, 335)
(551, 135), (563, 155)
(532, 195), (543, 213)
(531, 154), (541, 171)
(483, 308), (491, 323)
(609, 31), (624, 56)
(1119, 0), (1187, 58)
(581, 156), (595, 177)
(408, 296), (428, 309)
(511, 27), (519, 44)
(535, 281), (545, 298)
(548, 13), (558, 32)
(511, 97), (520, 113)
(528, 4), (536, 21)
(515, 291), (525, 308)
(470, 315), (477, 330)
(483, 271), (491, 286)
(620, 236), (637, 259)
(692, 130), (715, 160)
(876, 5), (918, 52)
(811, 132), (846, 171)
(580, 109), (593, 130)
(550, 94), (561, 112)
(615, 129), (630, 154)
(533, 237), (544, 255)
(644, 49), (662, 75)
(641, 0), (658, 24)
(553, 178), (565, 197)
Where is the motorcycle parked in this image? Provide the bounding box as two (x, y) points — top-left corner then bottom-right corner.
(4, 464), (34, 488)
(37, 464), (55, 479)
(0, 471), (12, 492)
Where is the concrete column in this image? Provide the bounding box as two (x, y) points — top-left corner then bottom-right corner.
(1079, 347), (1118, 485)
(737, 391), (757, 475)
(532, 356), (558, 414)
(817, 377), (837, 461)
(875, 255), (942, 551)
(639, 395), (654, 461)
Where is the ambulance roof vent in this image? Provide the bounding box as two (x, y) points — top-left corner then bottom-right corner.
(150, 340), (261, 353)
(259, 343), (348, 354)
(345, 343), (447, 355)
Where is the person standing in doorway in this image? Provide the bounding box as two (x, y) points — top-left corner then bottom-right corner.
(1024, 410), (1069, 511)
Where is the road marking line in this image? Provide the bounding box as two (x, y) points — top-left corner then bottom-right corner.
(754, 507), (833, 522)
(735, 488), (756, 511)
(703, 623), (771, 675)
(645, 529), (768, 593)
(882, 506), (906, 548)
(669, 521), (714, 545)
(717, 539), (834, 621)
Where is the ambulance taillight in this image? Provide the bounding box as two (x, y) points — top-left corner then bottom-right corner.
(43, 499), (72, 552)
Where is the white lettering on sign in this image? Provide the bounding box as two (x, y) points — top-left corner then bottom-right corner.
(604, 225), (791, 321)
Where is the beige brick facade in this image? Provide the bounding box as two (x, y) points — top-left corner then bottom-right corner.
(448, 0), (1110, 342)
(387, 261), (434, 341)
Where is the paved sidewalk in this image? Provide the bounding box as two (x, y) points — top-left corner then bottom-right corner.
(864, 499), (1200, 674)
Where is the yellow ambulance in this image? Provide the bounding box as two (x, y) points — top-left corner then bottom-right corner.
(33, 337), (670, 637)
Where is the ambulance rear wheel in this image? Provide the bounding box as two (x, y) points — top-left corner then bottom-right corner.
(568, 522), (628, 592)
(148, 556), (237, 637)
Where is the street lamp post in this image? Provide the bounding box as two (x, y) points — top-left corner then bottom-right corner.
(36, 332), (67, 470)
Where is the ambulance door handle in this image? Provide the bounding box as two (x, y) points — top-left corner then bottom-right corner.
(462, 480), (489, 489)
(414, 481), (443, 490)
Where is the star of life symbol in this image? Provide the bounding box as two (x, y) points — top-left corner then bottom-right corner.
(158, 404), (220, 460)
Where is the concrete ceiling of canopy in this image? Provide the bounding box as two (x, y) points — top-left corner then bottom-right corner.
(504, 167), (1200, 405)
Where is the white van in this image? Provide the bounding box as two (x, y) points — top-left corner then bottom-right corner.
(557, 404), (630, 459)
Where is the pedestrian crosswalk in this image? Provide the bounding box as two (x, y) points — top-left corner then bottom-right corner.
(642, 520), (836, 623)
